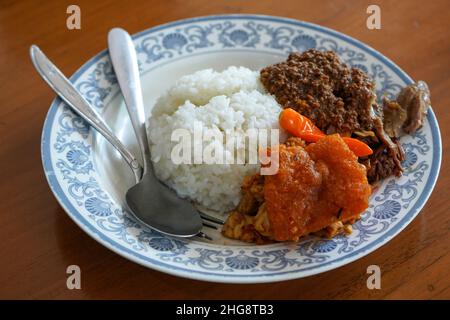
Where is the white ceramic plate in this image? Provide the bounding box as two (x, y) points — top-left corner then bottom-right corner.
(41, 15), (442, 283)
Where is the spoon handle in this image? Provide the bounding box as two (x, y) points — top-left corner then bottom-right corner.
(108, 28), (153, 176)
(30, 45), (142, 183)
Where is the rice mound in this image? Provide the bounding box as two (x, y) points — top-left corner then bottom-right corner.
(148, 66), (283, 212)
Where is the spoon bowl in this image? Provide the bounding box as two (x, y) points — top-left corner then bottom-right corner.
(126, 174), (204, 236)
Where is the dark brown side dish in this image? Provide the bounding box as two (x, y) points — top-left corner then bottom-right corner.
(260, 49), (430, 184)
(260, 50), (376, 134)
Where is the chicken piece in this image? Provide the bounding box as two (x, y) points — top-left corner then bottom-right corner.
(223, 135), (371, 243)
(285, 136), (306, 148)
(264, 135), (371, 241)
(314, 219), (355, 238)
(236, 174), (264, 216)
(222, 175), (269, 243)
(221, 206), (271, 244)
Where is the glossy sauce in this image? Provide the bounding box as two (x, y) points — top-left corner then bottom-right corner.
(264, 134), (371, 241)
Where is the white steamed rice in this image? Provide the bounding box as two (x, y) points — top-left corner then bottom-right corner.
(148, 66), (283, 212)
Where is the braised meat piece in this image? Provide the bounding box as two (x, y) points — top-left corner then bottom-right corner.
(398, 81), (431, 134)
(367, 81), (431, 183)
(383, 98), (407, 138)
(364, 111), (405, 183)
(382, 81), (431, 137)
(363, 138), (404, 183)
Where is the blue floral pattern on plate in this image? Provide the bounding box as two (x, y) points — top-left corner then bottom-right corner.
(41, 15), (441, 283)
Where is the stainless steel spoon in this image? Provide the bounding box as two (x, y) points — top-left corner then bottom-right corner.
(30, 45), (142, 183)
(108, 28), (204, 238)
(30, 44), (203, 237)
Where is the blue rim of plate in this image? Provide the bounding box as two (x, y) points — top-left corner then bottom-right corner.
(41, 14), (442, 283)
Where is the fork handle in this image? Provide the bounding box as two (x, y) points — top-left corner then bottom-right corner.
(30, 45), (142, 183)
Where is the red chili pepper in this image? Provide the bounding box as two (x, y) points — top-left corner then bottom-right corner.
(279, 108), (373, 157)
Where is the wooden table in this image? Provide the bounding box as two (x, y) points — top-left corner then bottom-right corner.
(0, 0), (448, 299)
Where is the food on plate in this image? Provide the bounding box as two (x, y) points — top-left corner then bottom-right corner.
(221, 50), (431, 243)
(147, 49), (431, 244)
(382, 98), (407, 138)
(259, 49), (430, 184)
(148, 67), (284, 212)
(260, 50), (377, 135)
(222, 135), (371, 243)
(383, 80), (431, 135)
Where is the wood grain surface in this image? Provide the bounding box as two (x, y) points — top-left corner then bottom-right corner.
(0, 0), (448, 299)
